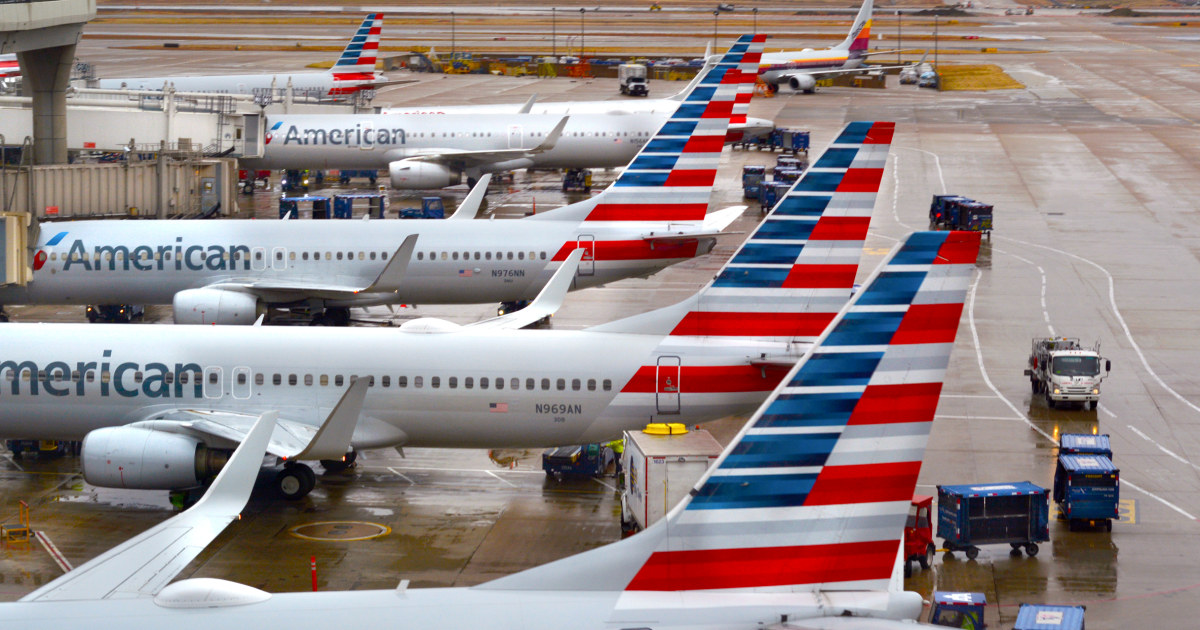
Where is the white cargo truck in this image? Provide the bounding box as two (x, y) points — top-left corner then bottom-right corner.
(620, 424), (722, 534)
(618, 63), (648, 96)
(1024, 337), (1111, 410)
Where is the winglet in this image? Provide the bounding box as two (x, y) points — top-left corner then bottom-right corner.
(517, 93), (537, 114)
(446, 174), (492, 220)
(467, 248), (585, 330)
(20, 412), (278, 602)
(532, 116), (569, 152)
(292, 377), (369, 461)
(362, 234), (418, 293)
(701, 205), (745, 232)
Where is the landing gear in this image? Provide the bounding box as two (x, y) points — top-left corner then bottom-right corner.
(310, 307), (351, 327)
(0, 306), (8, 322)
(497, 300), (530, 316)
(275, 463), (316, 500)
(320, 450), (358, 473)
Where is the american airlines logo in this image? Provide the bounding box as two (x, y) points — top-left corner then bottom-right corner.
(33, 231), (68, 271)
(52, 237), (254, 272)
(1, 350), (203, 399)
(269, 122), (407, 147)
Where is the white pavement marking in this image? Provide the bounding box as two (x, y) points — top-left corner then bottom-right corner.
(1128, 425), (1200, 472)
(936, 415), (1027, 422)
(592, 478), (618, 492)
(385, 467), (416, 485)
(2, 454), (24, 472)
(993, 247), (1053, 336)
(34, 530), (73, 574)
(485, 470), (518, 487)
(966, 270), (1197, 521)
(941, 394), (1006, 399)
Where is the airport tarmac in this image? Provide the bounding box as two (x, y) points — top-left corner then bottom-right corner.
(5, 9), (1200, 628)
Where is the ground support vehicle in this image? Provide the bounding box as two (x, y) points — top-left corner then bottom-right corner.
(904, 495), (936, 577)
(397, 197), (445, 219)
(741, 165), (765, 199)
(542, 443), (614, 478)
(620, 425), (722, 535)
(85, 304), (144, 323)
(937, 482), (1049, 559)
(5, 440), (80, 458)
(757, 181), (792, 212)
(279, 195), (331, 219)
(1013, 603), (1084, 630)
(930, 194), (993, 237)
(562, 168), (593, 193)
(238, 169), (271, 193)
(333, 193), (387, 219)
(336, 169), (379, 186)
(1024, 337), (1111, 409)
(1059, 433), (1111, 459)
(1054, 454), (1118, 532)
(618, 63), (648, 96)
(927, 592), (987, 628)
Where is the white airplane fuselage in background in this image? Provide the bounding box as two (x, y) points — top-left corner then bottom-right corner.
(243, 112), (662, 174)
(1, 217), (710, 308)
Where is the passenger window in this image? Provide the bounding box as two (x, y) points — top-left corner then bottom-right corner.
(525, 378), (534, 390)
(325, 252), (331, 260)
(236, 372), (247, 385)
(255, 373), (264, 386)
(512, 378), (520, 390)
(485, 252), (492, 260)
(465, 377), (474, 389)
(474, 252), (480, 260)
(441, 252), (448, 261)
(541, 378), (550, 391)
(453, 252), (459, 260)
(603, 379), (612, 391)
(556, 378), (566, 391)
(518, 252), (524, 260)
(398, 375), (408, 388)
(480, 377), (488, 390)
(289, 252), (296, 261)
(381, 252), (388, 260)
(303, 252), (309, 260)
(529, 251), (536, 260)
(305, 374), (313, 386)
(540, 252), (547, 260)
(414, 375), (423, 388)
(273, 374), (282, 386)
(134, 371), (144, 384)
(337, 252), (344, 260)
(320, 374), (329, 386)
(587, 379), (596, 391)
(381, 375), (390, 387)
(571, 378), (581, 391)
(507, 252), (514, 260)
(418, 252), (424, 260)
(449, 376), (458, 388)
(431, 376), (441, 388)
(370, 252), (377, 260)
(359, 252), (365, 260)
(335, 375), (344, 387)
(288, 374), (297, 386)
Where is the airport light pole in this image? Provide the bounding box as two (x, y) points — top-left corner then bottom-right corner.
(579, 8), (586, 59)
(752, 7), (757, 32)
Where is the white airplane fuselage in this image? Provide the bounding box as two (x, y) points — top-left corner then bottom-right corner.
(91, 71), (381, 98)
(0, 218), (707, 307)
(244, 113), (662, 171)
(757, 50), (863, 85)
(0, 323), (788, 448)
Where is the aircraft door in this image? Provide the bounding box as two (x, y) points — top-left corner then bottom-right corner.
(655, 356), (681, 415)
(203, 366), (223, 399)
(576, 234), (595, 277)
(232, 366), (252, 400)
(251, 247), (267, 271)
(272, 247), (287, 271)
(508, 125), (523, 149)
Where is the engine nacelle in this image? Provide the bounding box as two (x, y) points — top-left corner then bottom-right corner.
(787, 74), (817, 93)
(389, 160), (459, 189)
(173, 288), (263, 325)
(81, 427), (232, 490)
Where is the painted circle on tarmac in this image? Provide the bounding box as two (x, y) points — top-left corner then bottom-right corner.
(289, 521), (391, 542)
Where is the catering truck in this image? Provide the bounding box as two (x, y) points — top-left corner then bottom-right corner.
(619, 424), (721, 535)
(1024, 337), (1111, 410)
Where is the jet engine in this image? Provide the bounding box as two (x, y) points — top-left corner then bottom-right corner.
(389, 160), (459, 189)
(786, 74), (817, 93)
(173, 288), (263, 325)
(81, 426), (232, 490)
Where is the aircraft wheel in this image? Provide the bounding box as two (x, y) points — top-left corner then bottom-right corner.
(321, 451), (357, 473)
(276, 464), (316, 500)
(324, 308), (351, 327)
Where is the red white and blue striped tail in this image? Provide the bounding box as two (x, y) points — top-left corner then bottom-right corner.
(549, 35), (762, 224)
(478, 230), (980, 594)
(330, 13), (383, 71)
(596, 121), (893, 341)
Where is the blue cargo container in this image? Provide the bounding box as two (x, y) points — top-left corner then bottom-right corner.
(279, 195), (330, 219)
(1014, 603), (1085, 630)
(937, 482), (1050, 559)
(742, 165), (765, 199)
(1059, 434), (1112, 459)
(1054, 454), (1118, 531)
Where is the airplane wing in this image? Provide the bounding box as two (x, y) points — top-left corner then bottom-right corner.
(641, 205), (745, 242)
(204, 235), (417, 299)
(445, 174), (492, 220)
(398, 116), (569, 168)
(132, 377), (370, 461)
(775, 619), (931, 629)
(466, 248), (584, 331)
(18, 412), (278, 602)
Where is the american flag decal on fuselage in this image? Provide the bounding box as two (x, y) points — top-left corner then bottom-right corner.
(623, 230), (981, 593)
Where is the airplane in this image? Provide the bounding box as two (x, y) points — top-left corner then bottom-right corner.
(756, 0), (909, 93)
(0, 53), (17, 79)
(379, 63), (776, 143)
(89, 14), (389, 98)
(0, 112), (896, 502)
(0, 37), (760, 326)
(0, 228), (983, 628)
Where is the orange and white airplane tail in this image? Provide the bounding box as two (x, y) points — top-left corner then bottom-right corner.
(833, 0), (874, 54)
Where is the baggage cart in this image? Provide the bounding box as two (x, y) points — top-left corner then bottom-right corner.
(1053, 454), (1118, 531)
(542, 443), (615, 479)
(1059, 433), (1111, 459)
(1013, 603), (1085, 630)
(937, 482), (1049, 559)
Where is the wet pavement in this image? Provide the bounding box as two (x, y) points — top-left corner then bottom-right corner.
(5, 10), (1200, 629)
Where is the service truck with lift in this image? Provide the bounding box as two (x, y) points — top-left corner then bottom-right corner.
(1024, 337), (1111, 409)
(620, 424), (721, 535)
(618, 63), (649, 96)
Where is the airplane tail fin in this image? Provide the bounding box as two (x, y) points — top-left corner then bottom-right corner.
(588, 121), (894, 343)
(529, 35), (763, 225)
(834, 0), (874, 53)
(478, 229), (981, 593)
(330, 13), (383, 72)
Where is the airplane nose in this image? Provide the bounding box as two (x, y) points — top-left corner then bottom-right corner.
(741, 117), (775, 139)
